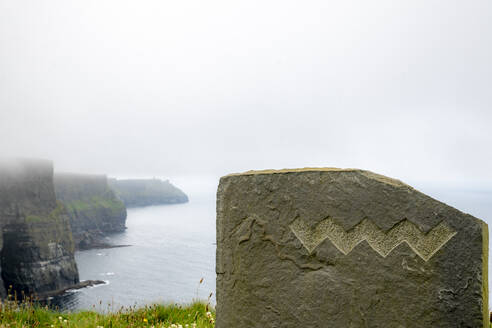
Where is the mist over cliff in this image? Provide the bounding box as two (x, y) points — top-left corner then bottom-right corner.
(0, 159), (79, 297)
(109, 178), (188, 207)
(54, 173), (127, 250)
(0, 1), (490, 188)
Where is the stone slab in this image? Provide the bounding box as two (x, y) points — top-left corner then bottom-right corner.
(216, 168), (488, 328)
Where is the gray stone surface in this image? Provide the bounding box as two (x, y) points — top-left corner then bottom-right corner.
(216, 168), (488, 328)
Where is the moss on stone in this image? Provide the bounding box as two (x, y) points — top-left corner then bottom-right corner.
(22, 202), (76, 257)
(64, 193), (125, 218)
(25, 202), (65, 223)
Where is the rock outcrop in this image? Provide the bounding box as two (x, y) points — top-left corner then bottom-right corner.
(216, 168), (489, 328)
(0, 159), (79, 298)
(108, 178), (188, 207)
(54, 173), (127, 250)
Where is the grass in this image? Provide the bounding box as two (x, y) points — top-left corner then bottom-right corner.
(64, 194), (126, 218)
(2, 294), (491, 327)
(25, 203), (66, 223)
(0, 294), (216, 328)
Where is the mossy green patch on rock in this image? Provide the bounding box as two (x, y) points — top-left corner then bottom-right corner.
(108, 178), (188, 207)
(21, 203), (76, 257)
(54, 173), (127, 250)
(64, 194), (126, 218)
(0, 159), (79, 297)
(25, 202), (65, 223)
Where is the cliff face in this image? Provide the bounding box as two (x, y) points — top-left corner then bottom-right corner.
(54, 173), (127, 250)
(0, 159), (79, 297)
(108, 178), (188, 207)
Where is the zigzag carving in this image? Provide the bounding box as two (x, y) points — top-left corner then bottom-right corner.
(289, 217), (457, 261)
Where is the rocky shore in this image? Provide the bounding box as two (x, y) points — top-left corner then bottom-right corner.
(36, 280), (106, 299)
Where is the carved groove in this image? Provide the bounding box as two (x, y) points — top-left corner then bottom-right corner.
(289, 217), (457, 261)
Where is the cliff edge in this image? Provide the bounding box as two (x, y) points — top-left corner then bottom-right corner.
(54, 173), (127, 250)
(0, 159), (79, 297)
(108, 178), (188, 207)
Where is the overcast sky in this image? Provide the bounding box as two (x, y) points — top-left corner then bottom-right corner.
(0, 0), (491, 186)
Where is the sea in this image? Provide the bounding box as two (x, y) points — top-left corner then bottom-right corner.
(48, 177), (492, 311)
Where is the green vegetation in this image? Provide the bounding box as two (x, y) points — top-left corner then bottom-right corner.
(25, 203), (66, 223)
(108, 178), (188, 207)
(19, 202), (75, 256)
(64, 192), (126, 218)
(0, 297), (215, 328)
(1, 291), (491, 327)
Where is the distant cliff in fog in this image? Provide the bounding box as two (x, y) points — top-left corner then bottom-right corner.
(54, 173), (127, 250)
(108, 178), (189, 207)
(0, 159), (79, 298)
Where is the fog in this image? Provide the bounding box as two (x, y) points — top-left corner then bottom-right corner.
(1, 0), (491, 187)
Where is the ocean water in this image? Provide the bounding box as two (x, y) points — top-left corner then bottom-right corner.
(50, 179), (217, 311)
(49, 178), (492, 311)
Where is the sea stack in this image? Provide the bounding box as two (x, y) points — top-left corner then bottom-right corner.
(0, 159), (79, 297)
(216, 168), (488, 328)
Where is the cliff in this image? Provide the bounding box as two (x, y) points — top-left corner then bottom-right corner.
(0, 159), (79, 298)
(54, 173), (127, 250)
(108, 178), (189, 207)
